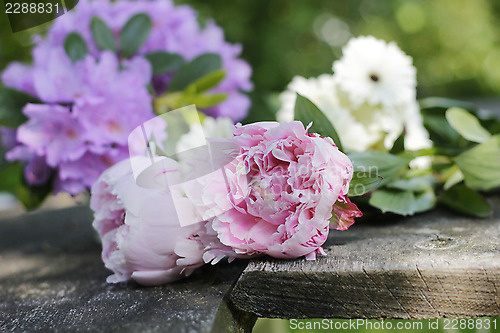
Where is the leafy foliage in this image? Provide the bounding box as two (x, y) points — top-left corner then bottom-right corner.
(153, 57), (227, 113)
(168, 53), (222, 92)
(91, 16), (116, 52)
(438, 185), (492, 218)
(445, 107), (491, 143)
(348, 151), (410, 187)
(0, 87), (37, 127)
(64, 32), (88, 62)
(145, 52), (185, 76)
(369, 188), (435, 216)
(120, 13), (152, 57)
(454, 135), (500, 191)
(347, 171), (383, 197)
(293, 94), (343, 151)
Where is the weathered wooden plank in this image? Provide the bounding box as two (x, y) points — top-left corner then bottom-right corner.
(231, 196), (500, 319)
(0, 206), (256, 332)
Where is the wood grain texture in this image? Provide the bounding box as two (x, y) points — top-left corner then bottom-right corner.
(231, 196), (500, 319)
(0, 206), (256, 333)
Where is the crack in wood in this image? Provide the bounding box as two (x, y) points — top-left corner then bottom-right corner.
(345, 270), (387, 318)
(361, 268), (412, 319)
(415, 265), (441, 317)
(482, 268), (500, 310)
(431, 264), (457, 314)
(298, 269), (357, 317)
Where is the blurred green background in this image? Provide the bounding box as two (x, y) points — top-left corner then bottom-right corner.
(2, 0), (500, 122)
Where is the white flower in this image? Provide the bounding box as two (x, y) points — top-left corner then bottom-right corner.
(277, 75), (405, 151)
(277, 75), (338, 122)
(277, 36), (431, 153)
(333, 36), (416, 108)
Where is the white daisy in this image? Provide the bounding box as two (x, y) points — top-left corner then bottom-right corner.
(333, 36), (416, 108)
(278, 36), (431, 153)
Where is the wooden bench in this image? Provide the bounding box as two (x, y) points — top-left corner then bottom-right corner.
(1, 195), (499, 332)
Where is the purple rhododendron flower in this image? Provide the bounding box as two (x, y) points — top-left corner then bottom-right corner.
(4, 50), (152, 194)
(1, 0), (252, 195)
(40, 0), (252, 119)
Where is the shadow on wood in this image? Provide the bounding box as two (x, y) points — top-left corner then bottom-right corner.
(0, 206), (256, 332)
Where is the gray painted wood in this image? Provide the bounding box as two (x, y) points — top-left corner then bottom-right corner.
(0, 206), (256, 332)
(231, 196), (500, 319)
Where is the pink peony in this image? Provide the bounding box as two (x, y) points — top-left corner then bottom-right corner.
(91, 156), (210, 286)
(203, 121), (361, 260)
(91, 121), (362, 286)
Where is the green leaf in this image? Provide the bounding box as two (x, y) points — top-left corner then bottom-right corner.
(420, 99), (475, 155)
(348, 171), (383, 196)
(369, 189), (415, 215)
(0, 87), (38, 127)
(154, 92), (227, 112)
(186, 69), (226, 94)
(387, 176), (434, 192)
(120, 13), (152, 58)
(0, 161), (51, 210)
(419, 97), (479, 112)
(144, 52), (184, 76)
(369, 188), (435, 216)
(17, 181), (52, 210)
(480, 116), (500, 136)
(445, 107), (491, 143)
(169, 53), (222, 92)
(64, 32), (88, 62)
(348, 151), (410, 186)
(438, 185), (492, 217)
(0, 162), (23, 194)
(413, 188), (437, 213)
(191, 93), (228, 109)
(443, 165), (464, 190)
(91, 16), (116, 51)
(390, 130), (405, 154)
(422, 112), (471, 156)
(294, 94), (343, 151)
(454, 135), (500, 190)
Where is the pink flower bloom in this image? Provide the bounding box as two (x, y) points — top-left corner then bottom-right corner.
(204, 121), (361, 260)
(91, 157), (209, 286)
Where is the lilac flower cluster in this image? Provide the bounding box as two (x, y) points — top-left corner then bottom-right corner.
(1, 0), (252, 195)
